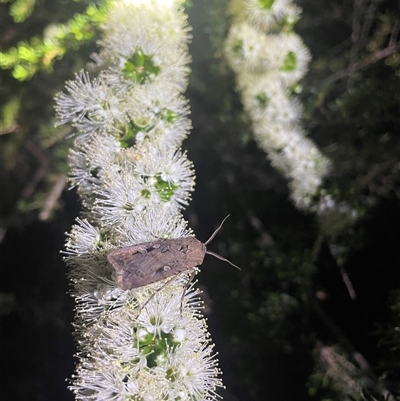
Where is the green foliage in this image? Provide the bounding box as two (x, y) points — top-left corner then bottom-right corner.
(8, 0), (37, 23)
(0, 97), (20, 133)
(0, 0), (106, 228)
(0, 0), (110, 81)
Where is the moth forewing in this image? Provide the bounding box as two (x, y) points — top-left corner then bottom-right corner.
(107, 236), (206, 290)
(107, 216), (238, 291)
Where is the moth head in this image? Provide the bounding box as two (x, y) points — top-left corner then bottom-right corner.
(204, 215), (241, 270)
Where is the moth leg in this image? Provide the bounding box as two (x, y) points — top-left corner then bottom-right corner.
(140, 272), (187, 311)
(180, 268), (196, 315)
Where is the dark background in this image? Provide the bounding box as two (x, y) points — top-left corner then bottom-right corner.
(1, 0), (400, 400)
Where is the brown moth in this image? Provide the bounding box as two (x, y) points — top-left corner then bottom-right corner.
(107, 215), (239, 290)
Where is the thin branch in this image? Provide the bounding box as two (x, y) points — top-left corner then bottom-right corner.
(0, 122), (19, 135)
(389, 19), (400, 47)
(313, 299), (397, 399)
(324, 42), (400, 85)
(360, 0), (381, 45)
(39, 174), (68, 221)
(311, 233), (324, 263)
(22, 140), (49, 198)
(357, 159), (398, 190)
(312, 299), (372, 375)
(339, 267), (357, 300)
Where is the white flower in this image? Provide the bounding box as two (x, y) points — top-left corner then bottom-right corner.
(171, 342), (223, 400)
(253, 122), (330, 210)
(224, 22), (269, 74)
(226, 30), (311, 86)
(55, 71), (126, 138)
(68, 133), (121, 195)
(113, 204), (192, 245)
(136, 288), (183, 334)
(65, 218), (102, 256)
(132, 144), (195, 204)
(93, 151), (194, 231)
(242, 74), (303, 124)
(269, 32), (311, 85)
(96, 0), (191, 91)
(173, 327), (186, 342)
(244, 0), (301, 30)
(126, 84), (192, 148)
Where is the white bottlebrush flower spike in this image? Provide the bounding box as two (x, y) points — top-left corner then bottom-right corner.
(224, 0), (330, 212)
(56, 0), (223, 400)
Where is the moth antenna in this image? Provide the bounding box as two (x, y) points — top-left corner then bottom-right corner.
(206, 250), (241, 270)
(204, 214), (230, 246)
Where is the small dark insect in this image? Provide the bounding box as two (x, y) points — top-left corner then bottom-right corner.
(107, 215), (239, 290)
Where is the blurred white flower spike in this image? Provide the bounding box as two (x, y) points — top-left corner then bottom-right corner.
(56, 0), (224, 400)
(225, 0), (330, 211)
